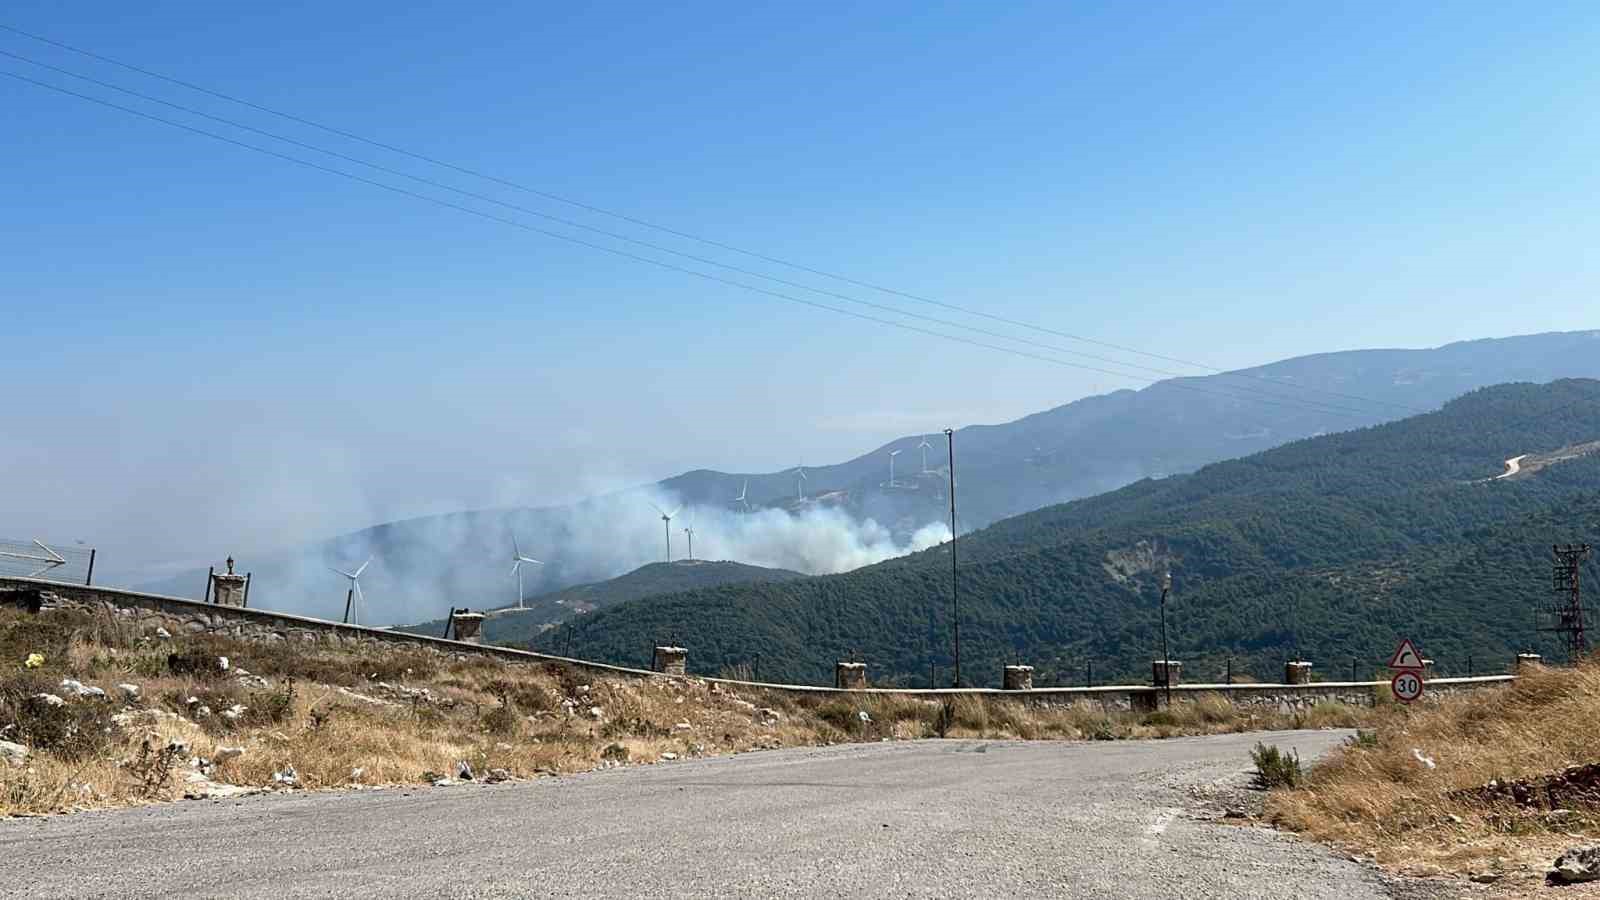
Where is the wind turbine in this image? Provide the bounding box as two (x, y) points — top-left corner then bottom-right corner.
(795, 466), (807, 500)
(888, 449), (903, 487)
(682, 510), (696, 560)
(918, 438), (933, 474)
(733, 479), (750, 513)
(330, 557), (372, 625)
(648, 501), (682, 562)
(510, 536), (543, 611)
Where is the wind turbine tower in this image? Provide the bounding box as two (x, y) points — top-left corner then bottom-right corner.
(683, 514), (696, 561)
(919, 438), (933, 474)
(330, 557), (372, 626)
(510, 536), (543, 611)
(888, 449), (903, 487)
(649, 502), (682, 562)
(795, 466), (807, 500)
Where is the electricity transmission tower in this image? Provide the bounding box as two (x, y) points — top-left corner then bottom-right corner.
(1545, 543), (1593, 657)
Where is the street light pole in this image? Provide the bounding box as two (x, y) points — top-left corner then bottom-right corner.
(945, 427), (961, 688)
(1159, 571), (1173, 708)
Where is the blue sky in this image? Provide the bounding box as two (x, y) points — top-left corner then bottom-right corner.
(4, 2), (1599, 578)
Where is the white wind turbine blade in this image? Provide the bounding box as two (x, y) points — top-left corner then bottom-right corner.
(512, 535), (521, 559)
(519, 556), (543, 565)
(510, 560), (523, 577)
(647, 500), (667, 517)
(667, 505), (682, 519)
(331, 566), (356, 580)
(354, 557), (373, 577)
(353, 580), (365, 624)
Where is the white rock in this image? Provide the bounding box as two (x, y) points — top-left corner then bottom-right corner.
(217, 656), (229, 671)
(222, 704), (247, 721)
(660, 752), (678, 761)
(1553, 847), (1600, 884)
(272, 765), (298, 787)
(588, 706), (604, 719)
(0, 740), (28, 767)
(117, 683), (141, 701)
(456, 761), (475, 781)
(33, 693), (65, 708)
(858, 710), (872, 724)
(673, 721), (692, 731)
(155, 627), (172, 639)
(59, 679), (86, 695)
(185, 696), (201, 706)
(350, 767), (365, 781)
(1411, 748), (1437, 770)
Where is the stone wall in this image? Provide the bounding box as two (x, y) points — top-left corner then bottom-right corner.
(0, 576), (1516, 708)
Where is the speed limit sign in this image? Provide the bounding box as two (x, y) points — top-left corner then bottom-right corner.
(1391, 669), (1424, 704)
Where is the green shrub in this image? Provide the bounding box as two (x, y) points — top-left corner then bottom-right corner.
(1251, 742), (1302, 788)
(1, 672), (124, 761)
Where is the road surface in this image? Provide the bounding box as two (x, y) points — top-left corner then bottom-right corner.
(1, 730), (1396, 898)
(1496, 454), (1528, 479)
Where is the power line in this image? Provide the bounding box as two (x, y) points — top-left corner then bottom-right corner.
(0, 49), (1392, 422)
(0, 22), (1428, 418)
(3, 68), (1413, 422)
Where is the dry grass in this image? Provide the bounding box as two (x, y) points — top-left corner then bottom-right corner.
(3, 607), (1373, 817)
(1265, 660), (1600, 881)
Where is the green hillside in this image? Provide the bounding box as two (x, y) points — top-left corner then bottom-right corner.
(398, 560), (806, 646)
(527, 380), (1600, 685)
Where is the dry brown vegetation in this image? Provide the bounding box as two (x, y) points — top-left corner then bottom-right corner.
(1266, 660), (1600, 885)
(4, 606), (1369, 817)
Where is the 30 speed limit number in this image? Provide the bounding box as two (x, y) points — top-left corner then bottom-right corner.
(1390, 669), (1424, 704)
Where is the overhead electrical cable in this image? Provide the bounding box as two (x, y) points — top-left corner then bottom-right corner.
(0, 49), (1385, 421)
(0, 22), (1428, 417)
(7, 68), (1409, 422)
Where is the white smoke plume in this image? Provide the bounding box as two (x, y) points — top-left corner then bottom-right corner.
(171, 484), (951, 626)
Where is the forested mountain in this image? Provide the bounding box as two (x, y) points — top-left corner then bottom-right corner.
(526, 380), (1600, 685)
(397, 560), (804, 646)
(138, 330), (1600, 625)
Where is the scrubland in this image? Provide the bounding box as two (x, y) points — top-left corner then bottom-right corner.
(1266, 659), (1600, 886)
(4, 606), (1366, 816)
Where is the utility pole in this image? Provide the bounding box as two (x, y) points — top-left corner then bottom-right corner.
(1159, 571), (1173, 708)
(946, 427), (961, 688)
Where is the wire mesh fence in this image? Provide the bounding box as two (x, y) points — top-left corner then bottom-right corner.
(0, 538), (96, 583)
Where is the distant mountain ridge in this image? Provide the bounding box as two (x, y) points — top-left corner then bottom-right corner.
(527, 379), (1600, 686)
(136, 330), (1600, 624)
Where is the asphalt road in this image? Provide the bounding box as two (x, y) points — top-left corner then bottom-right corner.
(1, 730), (1390, 899)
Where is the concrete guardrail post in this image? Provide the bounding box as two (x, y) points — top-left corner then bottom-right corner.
(1152, 659), (1182, 689)
(834, 662), (867, 689)
(1003, 665), (1034, 691)
(1284, 660), (1313, 685)
(210, 557), (248, 609)
(1515, 653), (1542, 673)
(653, 646), (687, 676)
(450, 611), (486, 644)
